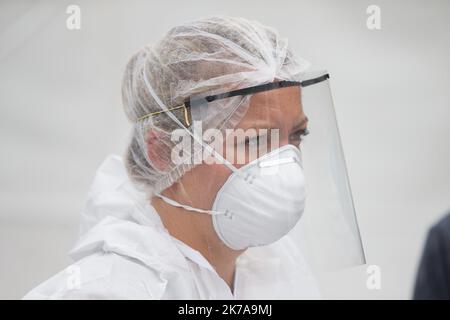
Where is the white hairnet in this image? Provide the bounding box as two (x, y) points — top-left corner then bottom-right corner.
(121, 15), (310, 194)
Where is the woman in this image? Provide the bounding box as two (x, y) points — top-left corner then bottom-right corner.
(25, 16), (361, 299)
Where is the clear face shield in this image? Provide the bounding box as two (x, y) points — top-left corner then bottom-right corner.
(292, 71), (366, 271)
(146, 70), (365, 296)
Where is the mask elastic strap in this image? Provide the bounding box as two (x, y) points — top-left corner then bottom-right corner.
(142, 63), (238, 174)
(155, 193), (225, 216)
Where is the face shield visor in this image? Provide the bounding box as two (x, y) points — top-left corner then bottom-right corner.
(143, 70), (365, 297)
(293, 71), (366, 271)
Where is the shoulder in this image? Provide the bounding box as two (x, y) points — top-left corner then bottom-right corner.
(23, 252), (168, 300)
(413, 212), (450, 299)
(424, 213), (450, 255)
(430, 213), (450, 239)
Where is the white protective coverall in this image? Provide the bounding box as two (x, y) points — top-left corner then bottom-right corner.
(24, 155), (320, 299)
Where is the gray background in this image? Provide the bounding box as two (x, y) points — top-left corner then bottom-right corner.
(1, 0), (449, 299)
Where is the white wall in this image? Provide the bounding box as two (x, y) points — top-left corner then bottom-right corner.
(1, 0), (449, 299)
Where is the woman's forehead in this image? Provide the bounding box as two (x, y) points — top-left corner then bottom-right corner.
(237, 85), (305, 130)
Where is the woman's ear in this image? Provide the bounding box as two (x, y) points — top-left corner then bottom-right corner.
(145, 129), (171, 172)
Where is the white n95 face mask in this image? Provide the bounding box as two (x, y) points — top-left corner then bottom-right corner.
(156, 144), (306, 251)
(211, 144), (306, 250)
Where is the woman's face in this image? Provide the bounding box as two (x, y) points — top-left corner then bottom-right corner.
(172, 85), (308, 213)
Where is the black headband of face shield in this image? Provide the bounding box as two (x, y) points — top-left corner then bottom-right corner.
(185, 73), (330, 109)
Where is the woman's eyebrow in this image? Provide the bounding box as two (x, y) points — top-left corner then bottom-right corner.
(238, 116), (309, 131)
(239, 121), (277, 130)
